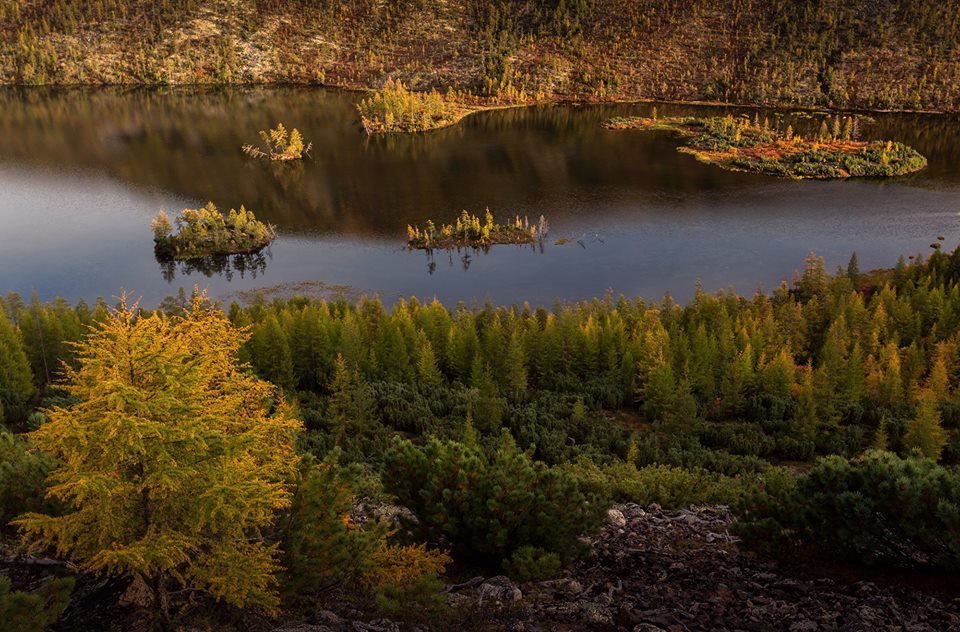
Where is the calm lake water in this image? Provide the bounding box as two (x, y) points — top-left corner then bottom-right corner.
(1, 87), (959, 307)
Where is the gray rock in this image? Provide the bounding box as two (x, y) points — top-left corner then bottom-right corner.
(479, 575), (522, 604)
(579, 601), (614, 625)
(606, 508), (627, 528)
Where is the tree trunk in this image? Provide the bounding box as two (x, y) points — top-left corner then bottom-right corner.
(153, 574), (171, 631)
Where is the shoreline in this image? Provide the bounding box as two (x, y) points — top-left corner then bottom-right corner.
(2, 82), (958, 120)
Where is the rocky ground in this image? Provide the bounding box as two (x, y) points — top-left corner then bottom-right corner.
(274, 504), (960, 632)
(6, 503), (960, 631)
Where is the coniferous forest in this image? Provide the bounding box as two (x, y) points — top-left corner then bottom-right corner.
(3, 246), (960, 628)
(3, 1), (960, 631)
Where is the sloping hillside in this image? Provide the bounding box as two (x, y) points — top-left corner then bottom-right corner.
(2, 0), (960, 111)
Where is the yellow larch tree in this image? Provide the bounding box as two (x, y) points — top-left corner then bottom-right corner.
(15, 293), (302, 622)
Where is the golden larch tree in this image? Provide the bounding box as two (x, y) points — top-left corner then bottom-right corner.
(15, 293), (302, 620)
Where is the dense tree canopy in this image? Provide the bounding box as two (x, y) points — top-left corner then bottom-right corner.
(14, 295), (302, 618)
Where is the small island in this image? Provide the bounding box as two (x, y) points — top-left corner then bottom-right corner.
(602, 115), (927, 179)
(152, 203), (276, 260)
(407, 210), (548, 250)
(242, 122), (311, 161)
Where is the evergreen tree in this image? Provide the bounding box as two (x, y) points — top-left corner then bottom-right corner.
(847, 251), (861, 284)
(0, 309), (34, 422)
(415, 332), (443, 385)
(328, 354), (378, 447)
(793, 364), (819, 440)
(871, 417), (889, 451)
(15, 295), (301, 620)
(903, 391), (948, 460)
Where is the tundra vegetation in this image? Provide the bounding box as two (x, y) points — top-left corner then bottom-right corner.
(407, 210), (549, 249)
(4, 244), (960, 627)
(3, 1), (960, 113)
(152, 203), (277, 260)
(603, 114), (928, 178)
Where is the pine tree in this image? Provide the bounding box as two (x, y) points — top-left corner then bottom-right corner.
(847, 251), (861, 285)
(928, 353), (951, 403)
(15, 295), (301, 620)
(904, 391), (948, 460)
(793, 364), (819, 440)
(871, 417), (889, 451)
(248, 313), (295, 391)
(0, 309), (34, 422)
(328, 353), (377, 446)
(415, 332), (443, 385)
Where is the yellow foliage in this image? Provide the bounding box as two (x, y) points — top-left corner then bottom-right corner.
(15, 293), (302, 615)
(363, 542), (451, 590)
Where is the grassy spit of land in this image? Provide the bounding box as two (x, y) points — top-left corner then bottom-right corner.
(603, 114), (928, 179)
(3, 0), (960, 116)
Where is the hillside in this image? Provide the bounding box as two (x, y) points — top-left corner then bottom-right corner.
(2, 0), (960, 111)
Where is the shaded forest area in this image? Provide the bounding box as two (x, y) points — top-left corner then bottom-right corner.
(4, 245), (960, 627)
(2, 0), (960, 111)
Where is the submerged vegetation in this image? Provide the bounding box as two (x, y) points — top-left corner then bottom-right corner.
(152, 203), (276, 260)
(604, 114), (928, 179)
(407, 210), (549, 250)
(242, 122), (311, 161)
(358, 79), (474, 134)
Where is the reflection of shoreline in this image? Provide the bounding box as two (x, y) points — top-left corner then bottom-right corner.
(423, 242), (547, 274)
(157, 248), (271, 283)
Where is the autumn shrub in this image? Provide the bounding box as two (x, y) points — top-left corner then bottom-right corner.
(363, 542), (451, 620)
(382, 430), (601, 565)
(734, 451), (960, 570)
(0, 575), (74, 632)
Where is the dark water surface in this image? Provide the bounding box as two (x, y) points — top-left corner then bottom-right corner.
(1, 87), (959, 307)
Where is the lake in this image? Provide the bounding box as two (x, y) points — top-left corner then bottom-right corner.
(1, 87), (959, 308)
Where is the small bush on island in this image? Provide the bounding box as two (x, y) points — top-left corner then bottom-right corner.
(358, 79), (472, 134)
(407, 209), (548, 250)
(242, 122), (311, 161)
(152, 202), (276, 260)
(603, 115), (927, 179)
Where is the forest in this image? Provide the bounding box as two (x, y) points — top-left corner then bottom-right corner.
(3, 243), (960, 628)
(2, 0), (960, 111)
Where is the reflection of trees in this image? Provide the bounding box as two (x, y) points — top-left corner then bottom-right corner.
(157, 249), (270, 283)
(423, 242), (545, 273)
(1, 87), (958, 239)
